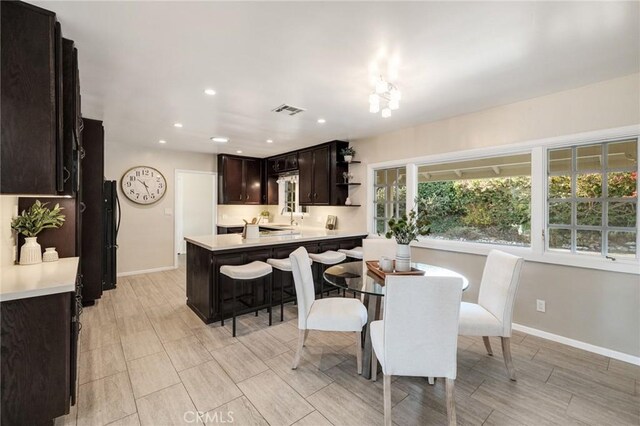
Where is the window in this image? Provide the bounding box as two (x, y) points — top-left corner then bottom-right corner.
(277, 174), (303, 215)
(373, 167), (406, 233)
(416, 153), (532, 246)
(547, 139), (637, 258)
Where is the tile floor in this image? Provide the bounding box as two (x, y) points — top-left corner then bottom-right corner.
(55, 260), (640, 426)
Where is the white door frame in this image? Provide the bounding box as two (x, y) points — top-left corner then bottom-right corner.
(174, 169), (217, 268)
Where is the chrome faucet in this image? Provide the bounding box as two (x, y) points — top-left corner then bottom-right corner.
(281, 207), (298, 227)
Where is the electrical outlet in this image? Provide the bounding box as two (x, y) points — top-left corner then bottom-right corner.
(536, 299), (546, 313)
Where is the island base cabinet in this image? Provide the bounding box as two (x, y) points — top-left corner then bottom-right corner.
(186, 236), (365, 324)
(1, 292), (72, 425)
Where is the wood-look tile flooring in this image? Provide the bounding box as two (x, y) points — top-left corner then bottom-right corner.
(56, 260), (640, 426)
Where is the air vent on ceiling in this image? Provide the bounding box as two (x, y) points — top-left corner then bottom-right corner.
(272, 104), (306, 116)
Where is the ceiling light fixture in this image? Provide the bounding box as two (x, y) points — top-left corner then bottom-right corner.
(369, 76), (400, 118)
(174, 122), (183, 128)
(317, 118), (326, 124)
(211, 137), (229, 143)
(266, 139), (273, 143)
(236, 150), (243, 154)
(158, 139), (167, 144)
(204, 89), (216, 96)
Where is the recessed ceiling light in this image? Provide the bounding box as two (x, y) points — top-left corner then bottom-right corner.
(158, 139), (167, 144)
(174, 122), (183, 128)
(210, 137), (229, 143)
(236, 150), (243, 154)
(204, 89), (216, 96)
(317, 118), (326, 124)
(266, 139), (273, 143)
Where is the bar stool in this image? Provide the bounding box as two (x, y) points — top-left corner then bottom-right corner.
(338, 246), (363, 260)
(220, 261), (273, 337)
(266, 257), (313, 322)
(309, 251), (346, 298)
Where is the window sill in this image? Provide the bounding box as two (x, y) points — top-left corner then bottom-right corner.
(411, 239), (639, 275)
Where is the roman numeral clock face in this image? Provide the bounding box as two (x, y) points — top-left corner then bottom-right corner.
(121, 166), (167, 205)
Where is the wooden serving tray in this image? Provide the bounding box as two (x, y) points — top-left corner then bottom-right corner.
(365, 260), (425, 280)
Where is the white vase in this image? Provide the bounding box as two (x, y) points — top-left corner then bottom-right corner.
(20, 237), (42, 265)
(43, 247), (59, 262)
(395, 243), (411, 272)
(344, 155), (353, 163)
(345, 197), (352, 206)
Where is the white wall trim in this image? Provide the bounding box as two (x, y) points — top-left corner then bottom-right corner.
(117, 265), (177, 277)
(513, 323), (640, 366)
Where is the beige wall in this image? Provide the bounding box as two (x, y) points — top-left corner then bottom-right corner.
(350, 73), (640, 357)
(105, 142), (215, 274)
(178, 172), (215, 253)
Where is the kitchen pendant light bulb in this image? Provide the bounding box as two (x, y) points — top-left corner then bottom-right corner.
(390, 89), (401, 102)
(369, 93), (380, 105)
(375, 78), (387, 94)
(389, 99), (399, 110)
(369, 103), (380, 113)
(381, 108), (391, 118)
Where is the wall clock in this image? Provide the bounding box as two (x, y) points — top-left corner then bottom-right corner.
(121, 166), (167, 205)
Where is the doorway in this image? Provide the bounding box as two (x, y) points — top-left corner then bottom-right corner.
(175, 170), (216, 264)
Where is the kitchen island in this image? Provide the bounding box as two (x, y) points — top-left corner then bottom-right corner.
(185, 229), (366, 323)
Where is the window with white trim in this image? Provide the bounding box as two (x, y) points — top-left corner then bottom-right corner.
(373, 167), (406, 234)
(416, 153), (532, 246)
(547, 139), (637, 258)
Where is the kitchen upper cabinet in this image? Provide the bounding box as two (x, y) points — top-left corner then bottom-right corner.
(298, 144), (336, 205)
(266, 152), (298, 176)
(218, 155), (263, 205)
(61, 38), (82, 195)
(1, 1), (64, 195)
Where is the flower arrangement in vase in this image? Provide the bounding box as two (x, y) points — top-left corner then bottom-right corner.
(10, 200), (65, 265)
(384, 199), (430, 271)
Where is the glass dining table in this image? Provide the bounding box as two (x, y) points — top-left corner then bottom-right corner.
(323, 261), (469, 379)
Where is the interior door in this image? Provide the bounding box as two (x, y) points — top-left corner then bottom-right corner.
(297, 149), (314, 205)
(312, 146), (330, 205)
(244, 158), (262, 204)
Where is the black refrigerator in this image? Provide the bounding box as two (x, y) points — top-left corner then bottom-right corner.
(103, 180), (120, 290)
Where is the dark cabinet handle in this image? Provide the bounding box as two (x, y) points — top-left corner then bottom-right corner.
(308, 193), (312, 200)
(239, 194), (243, 201)
(63, 167), (71, 183)
(79, 202), (86, 213)
(79, 146), (86, 160)
(314, 192), (317, 199)
(246, 195), (249, 200)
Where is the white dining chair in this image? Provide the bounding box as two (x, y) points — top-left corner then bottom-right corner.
(289, 247), (368, 373)
(458, 249), (524, 381)
(371, 275), (464, 426)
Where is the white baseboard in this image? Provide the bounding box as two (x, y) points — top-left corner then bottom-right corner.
(513, 323), (640, 366)
(117, 265), (177, 277)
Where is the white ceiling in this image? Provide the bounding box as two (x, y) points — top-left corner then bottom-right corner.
(34, 1), (639, 157)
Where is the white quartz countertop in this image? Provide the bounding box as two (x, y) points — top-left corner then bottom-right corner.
(0, 257), (79, 302)
(185, 230), (367, 252)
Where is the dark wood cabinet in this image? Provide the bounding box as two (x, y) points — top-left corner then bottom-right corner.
(80, 118), (104, 304)
(61, 37), (82, 195)
(266, 152), (298, 175)
(1, 290), (78, 424)
(299, 144), (341, 205)
(218, 155), (263, 205)
(1, 1), (63, 195)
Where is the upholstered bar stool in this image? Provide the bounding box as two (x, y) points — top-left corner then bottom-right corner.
(338, 246), (363, 260)
(308, 250), (346, 298)
(220, 261), (273, 337)
(266, 257), (313, 322)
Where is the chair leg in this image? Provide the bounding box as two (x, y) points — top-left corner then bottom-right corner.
(383, 374), (392, 426)
(371, 349), (378, 382)
(303, 329), (309, 346)
(280, 271), (285, 322)
(482, 336), (493, 356)
(445, 378), (456, 426)
(292, 329), (306, 370)
(501, 336), (517, 381)
(267, 274), (272, 327)
(428, 377), (435, 385)
(355, 331), (362, 375)
(232, 280), (237, 337)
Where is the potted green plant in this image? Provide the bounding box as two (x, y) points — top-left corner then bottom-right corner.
(384, 199), (430, 271)
(341, 147), (356, 163)
(259, 210), (270, 224)
(11, 200), (65, 265)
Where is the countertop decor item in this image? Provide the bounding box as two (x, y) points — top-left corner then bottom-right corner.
(384, 198), (430, 271)
(342, 172), (354, 183)
(43, 247), (59, 262)
(341, 147), (356, 163)
(121, 165), (167, 205)
(345, 197), (352, 206)
(11, 200), (66, 265)
(260, 210), (270, 224)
